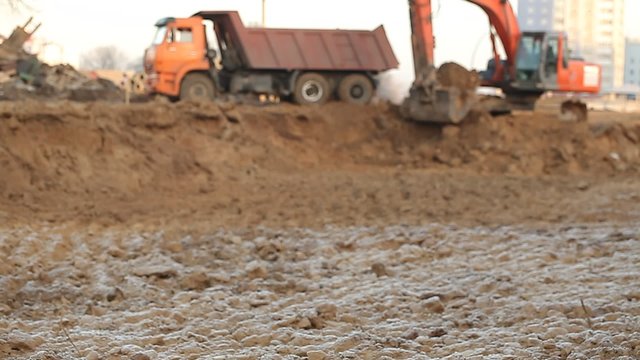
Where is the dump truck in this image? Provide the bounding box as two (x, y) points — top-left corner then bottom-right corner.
(144, 11), (399, 104)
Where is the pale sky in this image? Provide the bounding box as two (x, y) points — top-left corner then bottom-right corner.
(2, 0), (639, 98)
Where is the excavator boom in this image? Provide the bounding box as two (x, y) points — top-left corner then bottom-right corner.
(409, 0), (520, 78)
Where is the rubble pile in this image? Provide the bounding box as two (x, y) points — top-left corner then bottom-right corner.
(0, 18), (37, 71)
(0, 19), (123, 102)
(0, 63), (124, 101)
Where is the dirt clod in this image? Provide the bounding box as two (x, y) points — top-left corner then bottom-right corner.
(307, 350), (328, 360)
(371, 262), (390, 277)
(437, 62), (480, 90)
(179, 271), (211, 291)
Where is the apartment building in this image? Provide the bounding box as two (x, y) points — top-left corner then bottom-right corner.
(517, 0), (625, 90)
(517, 0), (563, 31)
(625, 38), (640, 86)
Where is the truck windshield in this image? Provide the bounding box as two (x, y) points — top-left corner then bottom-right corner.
(152, 26), (167, 45)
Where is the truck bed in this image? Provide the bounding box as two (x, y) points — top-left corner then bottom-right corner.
(195, 11), (399, 72)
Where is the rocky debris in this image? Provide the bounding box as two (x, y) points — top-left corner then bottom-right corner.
(246, 260), (269, 279)
(133, 265), (178, 278)
(179, 271), (211, 291)
(316, 303), (338, 320)
(423, 296), (446, 313)
(1, 63), (124, 102)
(240, 334), (272, 347)
(1, 332), (44, 353)
(127, 252), (182, 280)
(307, 350), (329, 360)
(0, 18), (40, 70)
(429, 328), (447, 338)
(84, 350), (100, 360)
(1, 221), (640, 359)
(130, 353), (152, 360)
(371, 262), (391, 277)
(106, 287), (125, 302)
(0, 20), (123, 102)
(333, 335), (361, 353)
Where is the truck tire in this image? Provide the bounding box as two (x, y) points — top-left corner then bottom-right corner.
(338, 74), (374, 104)
(180, 73), (215, 101)
(293, 73), (330, 105)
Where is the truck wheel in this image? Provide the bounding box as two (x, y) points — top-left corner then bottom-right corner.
(338, 74), (374, 104)
(180, 73), (215, 101)
(294, 73), (330, 105)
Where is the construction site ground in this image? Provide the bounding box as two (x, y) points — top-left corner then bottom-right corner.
(1, 100), (639, 359)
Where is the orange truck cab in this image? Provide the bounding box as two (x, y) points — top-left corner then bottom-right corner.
(144, 11), (399, 105)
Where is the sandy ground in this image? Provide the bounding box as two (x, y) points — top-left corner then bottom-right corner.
(0, 101), (639, 359)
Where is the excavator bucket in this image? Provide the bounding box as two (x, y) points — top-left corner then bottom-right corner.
(402, 86), (476, 124)
(560, 100), (588, 122)
(402, 63), (478, 124)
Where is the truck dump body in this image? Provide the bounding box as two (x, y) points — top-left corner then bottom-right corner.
(195, 11), (399, 72)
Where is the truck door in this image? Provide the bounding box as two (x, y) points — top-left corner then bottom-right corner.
(154, 17), (206, 88)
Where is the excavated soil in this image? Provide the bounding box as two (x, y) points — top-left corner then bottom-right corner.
(1, 100), (640, 359)
(1, 100), (639, 227)
(436, 62), (480, 91)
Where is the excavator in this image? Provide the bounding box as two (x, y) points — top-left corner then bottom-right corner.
(404, 0), (601, 123)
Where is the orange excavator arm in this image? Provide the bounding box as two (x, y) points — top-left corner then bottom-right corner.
(405, 0), (521, 123)
(409, 0), (520, 79)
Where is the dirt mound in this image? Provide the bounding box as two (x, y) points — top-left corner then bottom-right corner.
(0, 101), (638, 192)
(432, 111), (640, 175)
(436, 62), (480, 90)
(0, 100), (638, 225)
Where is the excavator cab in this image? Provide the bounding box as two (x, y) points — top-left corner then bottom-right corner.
(509, 31), (591, 121)
(513, 32), (567, 92)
